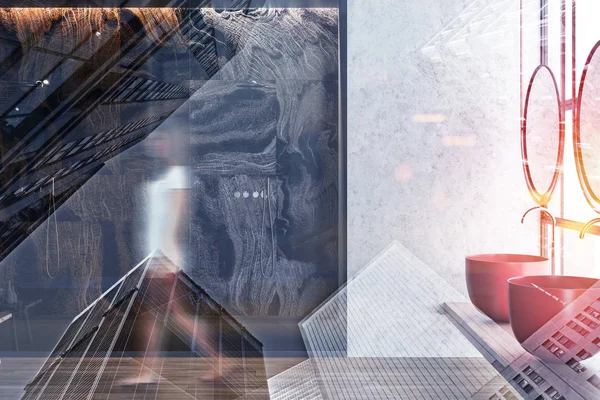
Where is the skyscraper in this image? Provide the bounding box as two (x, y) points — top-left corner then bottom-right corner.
(298, 241), (500, 399)
(0, 3), (264, 265)
(20, 250), (269, 399)
(268, 359), (324, 400)
(0, 6), (192, 264)
(300, 241), (481, 359)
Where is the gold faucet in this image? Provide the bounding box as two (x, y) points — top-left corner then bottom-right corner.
(579, 218), (600, 239)
(521, 206), (556, 275)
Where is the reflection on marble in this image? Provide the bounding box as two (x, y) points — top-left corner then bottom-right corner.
(189, 9), (339, 316)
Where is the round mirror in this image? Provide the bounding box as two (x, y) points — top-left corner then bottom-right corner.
(522, 65), (563, 205)
(576, 41), (600, 212)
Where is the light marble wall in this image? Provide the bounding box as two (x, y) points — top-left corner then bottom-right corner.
(300, 241), (483, 358)
(347, 0), (540, 294)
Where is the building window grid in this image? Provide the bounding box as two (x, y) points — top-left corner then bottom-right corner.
(1, 20), (182, 157)
(61, 139), (86, 160)
(171, 85), (184, 98)
(39, 115), (163, 168)
(100, 129), (117, 144)
(150, 83), (169, 100)
(1, 131), (149, 207)
(127, 82), (152, 102)
(31, 145), (59, 169)
(148, 88), (162, 100)
(2, 112), (164, 207)
(96, 128), (118, 145)
(109, 77), (140, 102)
(172, 85), (185, 98)
(117, 80), (136, 102)
(132, 80), (158, 100)
(67, 135), (94, 155)
(0, 22), (196, 216)
(113, 84), (133, 102)
(532, 295), (600, 386)
(588, 374), (600, 389)
(122, 79), (151, 101)
(163, 85), (177, 99)
(82, 135), (100, 151)
(104, 78), (187, 104)
(193, 300), (220, 364)
(99, 128), (117, 143)
(46, 141), (78, 164)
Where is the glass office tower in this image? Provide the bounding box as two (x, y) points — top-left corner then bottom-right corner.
(20, 251), (268, 399)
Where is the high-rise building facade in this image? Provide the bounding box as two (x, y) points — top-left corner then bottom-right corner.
(0, 2), (264, 264)
(0, 5), (191, 263)
(268, 359), (324, 400)
(298, 241), (501, 399)
(300, 241), (481, 359)
(20, 250), (269, 399)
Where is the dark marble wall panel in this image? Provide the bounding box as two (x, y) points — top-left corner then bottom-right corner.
(190, 80), (278, 175)
(190, 174), (333, 316)
(201, 8), (338, 81)
(190, 175), (276, 315)
(189, 8), (339, 317)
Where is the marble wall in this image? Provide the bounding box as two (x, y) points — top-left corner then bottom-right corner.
(188, 9), (339, 316)
(347, 0), (540, 294)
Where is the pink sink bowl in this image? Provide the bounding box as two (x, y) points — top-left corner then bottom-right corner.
(508, 275), (600, 360)
(466, 254), (550, 322)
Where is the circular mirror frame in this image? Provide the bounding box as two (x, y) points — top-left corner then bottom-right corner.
(521, 64), (564, 205)
(574, 40), (600, 213)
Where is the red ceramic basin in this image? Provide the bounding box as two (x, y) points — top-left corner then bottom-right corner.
(508, 275), (600, 352)
(466, 254), (550, 322)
